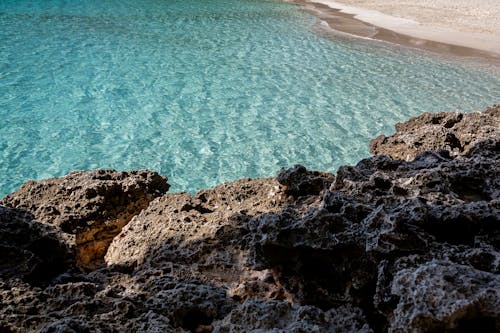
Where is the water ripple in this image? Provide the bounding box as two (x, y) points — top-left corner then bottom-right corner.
(0, 0), (499, 196)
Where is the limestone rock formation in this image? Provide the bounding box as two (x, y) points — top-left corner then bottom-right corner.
(213, 301), (372, 333)
(276, 164), (335, 197)
(0, 206), (72, 286)
(370, 104), (499, 160)
(105, 178), (291, 293)
(250, 138), (499, 331)
(388, 260), (500, 332)
(0, 108), (499, 332)
(1, 169), (169, 269)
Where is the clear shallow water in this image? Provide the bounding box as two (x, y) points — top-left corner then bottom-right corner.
(0, 0), (499, 197)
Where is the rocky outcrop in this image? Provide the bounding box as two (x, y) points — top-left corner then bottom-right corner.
(388, 260), (500, 332)
(105, 177), (291, 295)
(0, 109), (499, 332)
(370, 105), (499, 160)
(250, 138), (499, 331)
(213, 301), (372, 332)
(0, 177), (296, 333)
(277, 164), (336, 197)
(0, 267), (234, 333)
(1, 169), (169, 269)
(0, 206), (72, 286)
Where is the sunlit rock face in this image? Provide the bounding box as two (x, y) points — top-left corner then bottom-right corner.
(1, 169), (169, 269)
(370, 105), (500, 161)
(1, 108), (499, 333)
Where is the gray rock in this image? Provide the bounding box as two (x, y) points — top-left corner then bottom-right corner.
(389, 260), (500, 332)
(250, 138), (499, 330)
(370, 105), (500, 160)
(213, 301), (372, 333)
(0, 205), (72, 286)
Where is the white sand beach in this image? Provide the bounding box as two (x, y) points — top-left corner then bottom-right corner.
(306, 0), (500, 56)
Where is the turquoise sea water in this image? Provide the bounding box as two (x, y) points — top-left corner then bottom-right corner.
(1, 0), (499, 197)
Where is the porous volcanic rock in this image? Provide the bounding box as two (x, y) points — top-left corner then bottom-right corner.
(277, 164), (335, 197)
(1, 169), (169, 269)
(0, 266), (234, 333)
(250, 139), (499, 331)
(105, 178), (293, 299)
(213, 301), (372, 332)
(370, 105), (500, 160)
(0, 206), (72, 286)
(388, 260), (500, 332)
(1, 109), (499, 332)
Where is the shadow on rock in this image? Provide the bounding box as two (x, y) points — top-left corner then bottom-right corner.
(249, 139), (500, 332)
(0, 117), (498, 332)
(0, 205), (73, 287)
(1, 169), (169, 270)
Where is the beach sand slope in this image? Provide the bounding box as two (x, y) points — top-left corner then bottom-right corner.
(307, 0), (500, 56)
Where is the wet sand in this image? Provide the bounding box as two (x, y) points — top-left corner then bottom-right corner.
(291, 0), (500, 62)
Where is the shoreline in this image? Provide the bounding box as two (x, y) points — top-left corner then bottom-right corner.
(1, 107), (499, 332)
(291, 0), (500, 64)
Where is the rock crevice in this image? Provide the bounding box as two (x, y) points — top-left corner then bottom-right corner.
(1, 169), (169, 270)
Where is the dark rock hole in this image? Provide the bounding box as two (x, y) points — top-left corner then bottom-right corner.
(0, 324), (16, 333)
(445, 133), (463, 151)
(180, 309), (213, 333)
(456, 316), (497, 333)
(450, 178), (490, 202)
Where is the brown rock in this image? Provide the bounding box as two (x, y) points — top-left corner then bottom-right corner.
(105, 177), (292, 301)
(370, 105), (500, 160)
(1, 169), (169, 269)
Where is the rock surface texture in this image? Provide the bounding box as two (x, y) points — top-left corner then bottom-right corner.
(1, 108), (499, 333)
(370, 104), (499, 161)
(1, 169), (169, 269)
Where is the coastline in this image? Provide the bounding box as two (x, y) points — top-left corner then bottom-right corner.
(1, 107), (499, 331)
(290, 0), (500, 63)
